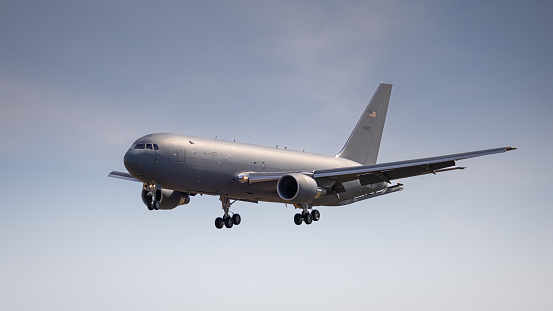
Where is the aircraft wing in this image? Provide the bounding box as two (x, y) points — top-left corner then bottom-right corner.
(108, 171), (141, 182)
(314, 146), (516, 185)
(247, 147), (516, 185)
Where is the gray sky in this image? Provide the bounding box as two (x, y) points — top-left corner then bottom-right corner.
(1, 1), (552, 310)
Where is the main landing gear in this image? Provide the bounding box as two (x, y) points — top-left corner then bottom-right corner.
(215, 196), (241, 229)
(293, 204), (320, 225)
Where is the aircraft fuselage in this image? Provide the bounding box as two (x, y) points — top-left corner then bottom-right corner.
(123, 133), (387, 206)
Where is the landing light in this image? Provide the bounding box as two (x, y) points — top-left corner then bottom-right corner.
(238, 173), (250, 183)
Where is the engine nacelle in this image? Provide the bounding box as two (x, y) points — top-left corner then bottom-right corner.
(141, 188), (190, 210)
(277, 173), (326, 203)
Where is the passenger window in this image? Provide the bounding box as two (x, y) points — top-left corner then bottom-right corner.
(153, 144), (159, 150)
(146, 144), (153, 150)
(134, 144), (145, 150)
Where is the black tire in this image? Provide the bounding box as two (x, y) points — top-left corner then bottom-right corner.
(303, 212), (313, 224)
(312, 209), (320, 221)
(148, 201), (154, 210)
(294, 213), (303, 225)
(215, 217), (224, 229)
(224, 216), (234, 228)
(154, 201), (160, 210)
(232, 214), (241, 225)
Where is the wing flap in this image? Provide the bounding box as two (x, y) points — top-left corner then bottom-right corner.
(358, 160), (455, 185)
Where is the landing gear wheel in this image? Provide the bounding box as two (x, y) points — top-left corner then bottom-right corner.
(149, 201), (160, 210)
(232, 214), (241, 225)
(224, 216), (234, 228)
(294, 213), (303, 225)
(215, 217), (224, 229)
(219, 196), (239, 229)
(312, 209), (320, 221)
(303, 212), (313, 224)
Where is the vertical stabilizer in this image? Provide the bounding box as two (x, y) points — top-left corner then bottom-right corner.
(336, 83), (392, 165)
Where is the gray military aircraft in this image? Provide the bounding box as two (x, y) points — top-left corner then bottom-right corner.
(109, 83), (515, 229)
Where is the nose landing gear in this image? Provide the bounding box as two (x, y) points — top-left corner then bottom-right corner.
(148, 200), (160, 210)
(144, 183), (161, 210)
(215, 196), (241, 229)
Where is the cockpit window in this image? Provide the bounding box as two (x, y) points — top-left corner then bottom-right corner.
(133, 143), (159, 150)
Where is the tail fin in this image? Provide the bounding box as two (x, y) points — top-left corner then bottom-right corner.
(336, 82), (392, 165)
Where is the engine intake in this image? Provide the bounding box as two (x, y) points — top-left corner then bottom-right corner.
(141, 188), (190, 210)
(277, 173), (326, 203)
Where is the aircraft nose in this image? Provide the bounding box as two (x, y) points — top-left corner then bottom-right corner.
(124, 150), (141, 175)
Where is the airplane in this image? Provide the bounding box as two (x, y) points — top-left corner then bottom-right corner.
(109, 83), (516, 229)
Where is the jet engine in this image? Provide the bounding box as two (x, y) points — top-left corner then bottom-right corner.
(141, 188), (191, 210)
(277, 173), (326, 203)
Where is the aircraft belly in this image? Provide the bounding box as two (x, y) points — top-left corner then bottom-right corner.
(155, 160), (257, 200)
